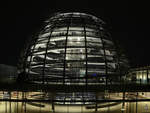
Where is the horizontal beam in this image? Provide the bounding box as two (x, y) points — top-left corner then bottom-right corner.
(0, 82), (150, 92)
(0, 99), (150, 102)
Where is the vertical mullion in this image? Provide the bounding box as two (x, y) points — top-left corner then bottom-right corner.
(26, 37), (37, 81)
(147, 69), (149, 83)
(82, 18), (88, 86)
(63, 14), (72, 84)
(113, 39), (121, 82)
(98, 26), (108, 85)
(63, 26), (69, 84)
(42, 27), (53, 84)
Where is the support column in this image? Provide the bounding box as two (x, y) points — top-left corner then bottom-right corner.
(9, 91), (11, 113)
(5, 98), (7, 113)
(95, 92), (98, 112)
(136, 92), (138, 113)
(121, 91), (126, 112)
(95, 101), (98, 112)
(51, 92), (55, 113)
(52, 101), (55, 113)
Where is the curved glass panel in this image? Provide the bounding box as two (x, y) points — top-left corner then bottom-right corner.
(19, 12), (128, 85)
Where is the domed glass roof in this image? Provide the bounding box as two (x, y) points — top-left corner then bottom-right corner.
(18, 12), (129, 84)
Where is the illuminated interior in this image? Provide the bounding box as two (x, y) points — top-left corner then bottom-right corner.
(18, 12), (128, 84)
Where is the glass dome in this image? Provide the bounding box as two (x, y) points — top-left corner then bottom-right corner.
(18, 12), (129, 84)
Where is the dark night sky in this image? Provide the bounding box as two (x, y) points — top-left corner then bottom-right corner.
(0, 1), (149, 67)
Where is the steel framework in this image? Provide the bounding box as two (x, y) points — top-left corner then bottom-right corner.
(18, 12), (128, 85)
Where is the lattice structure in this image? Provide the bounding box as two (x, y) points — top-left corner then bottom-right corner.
(18, 12), (129, 84)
